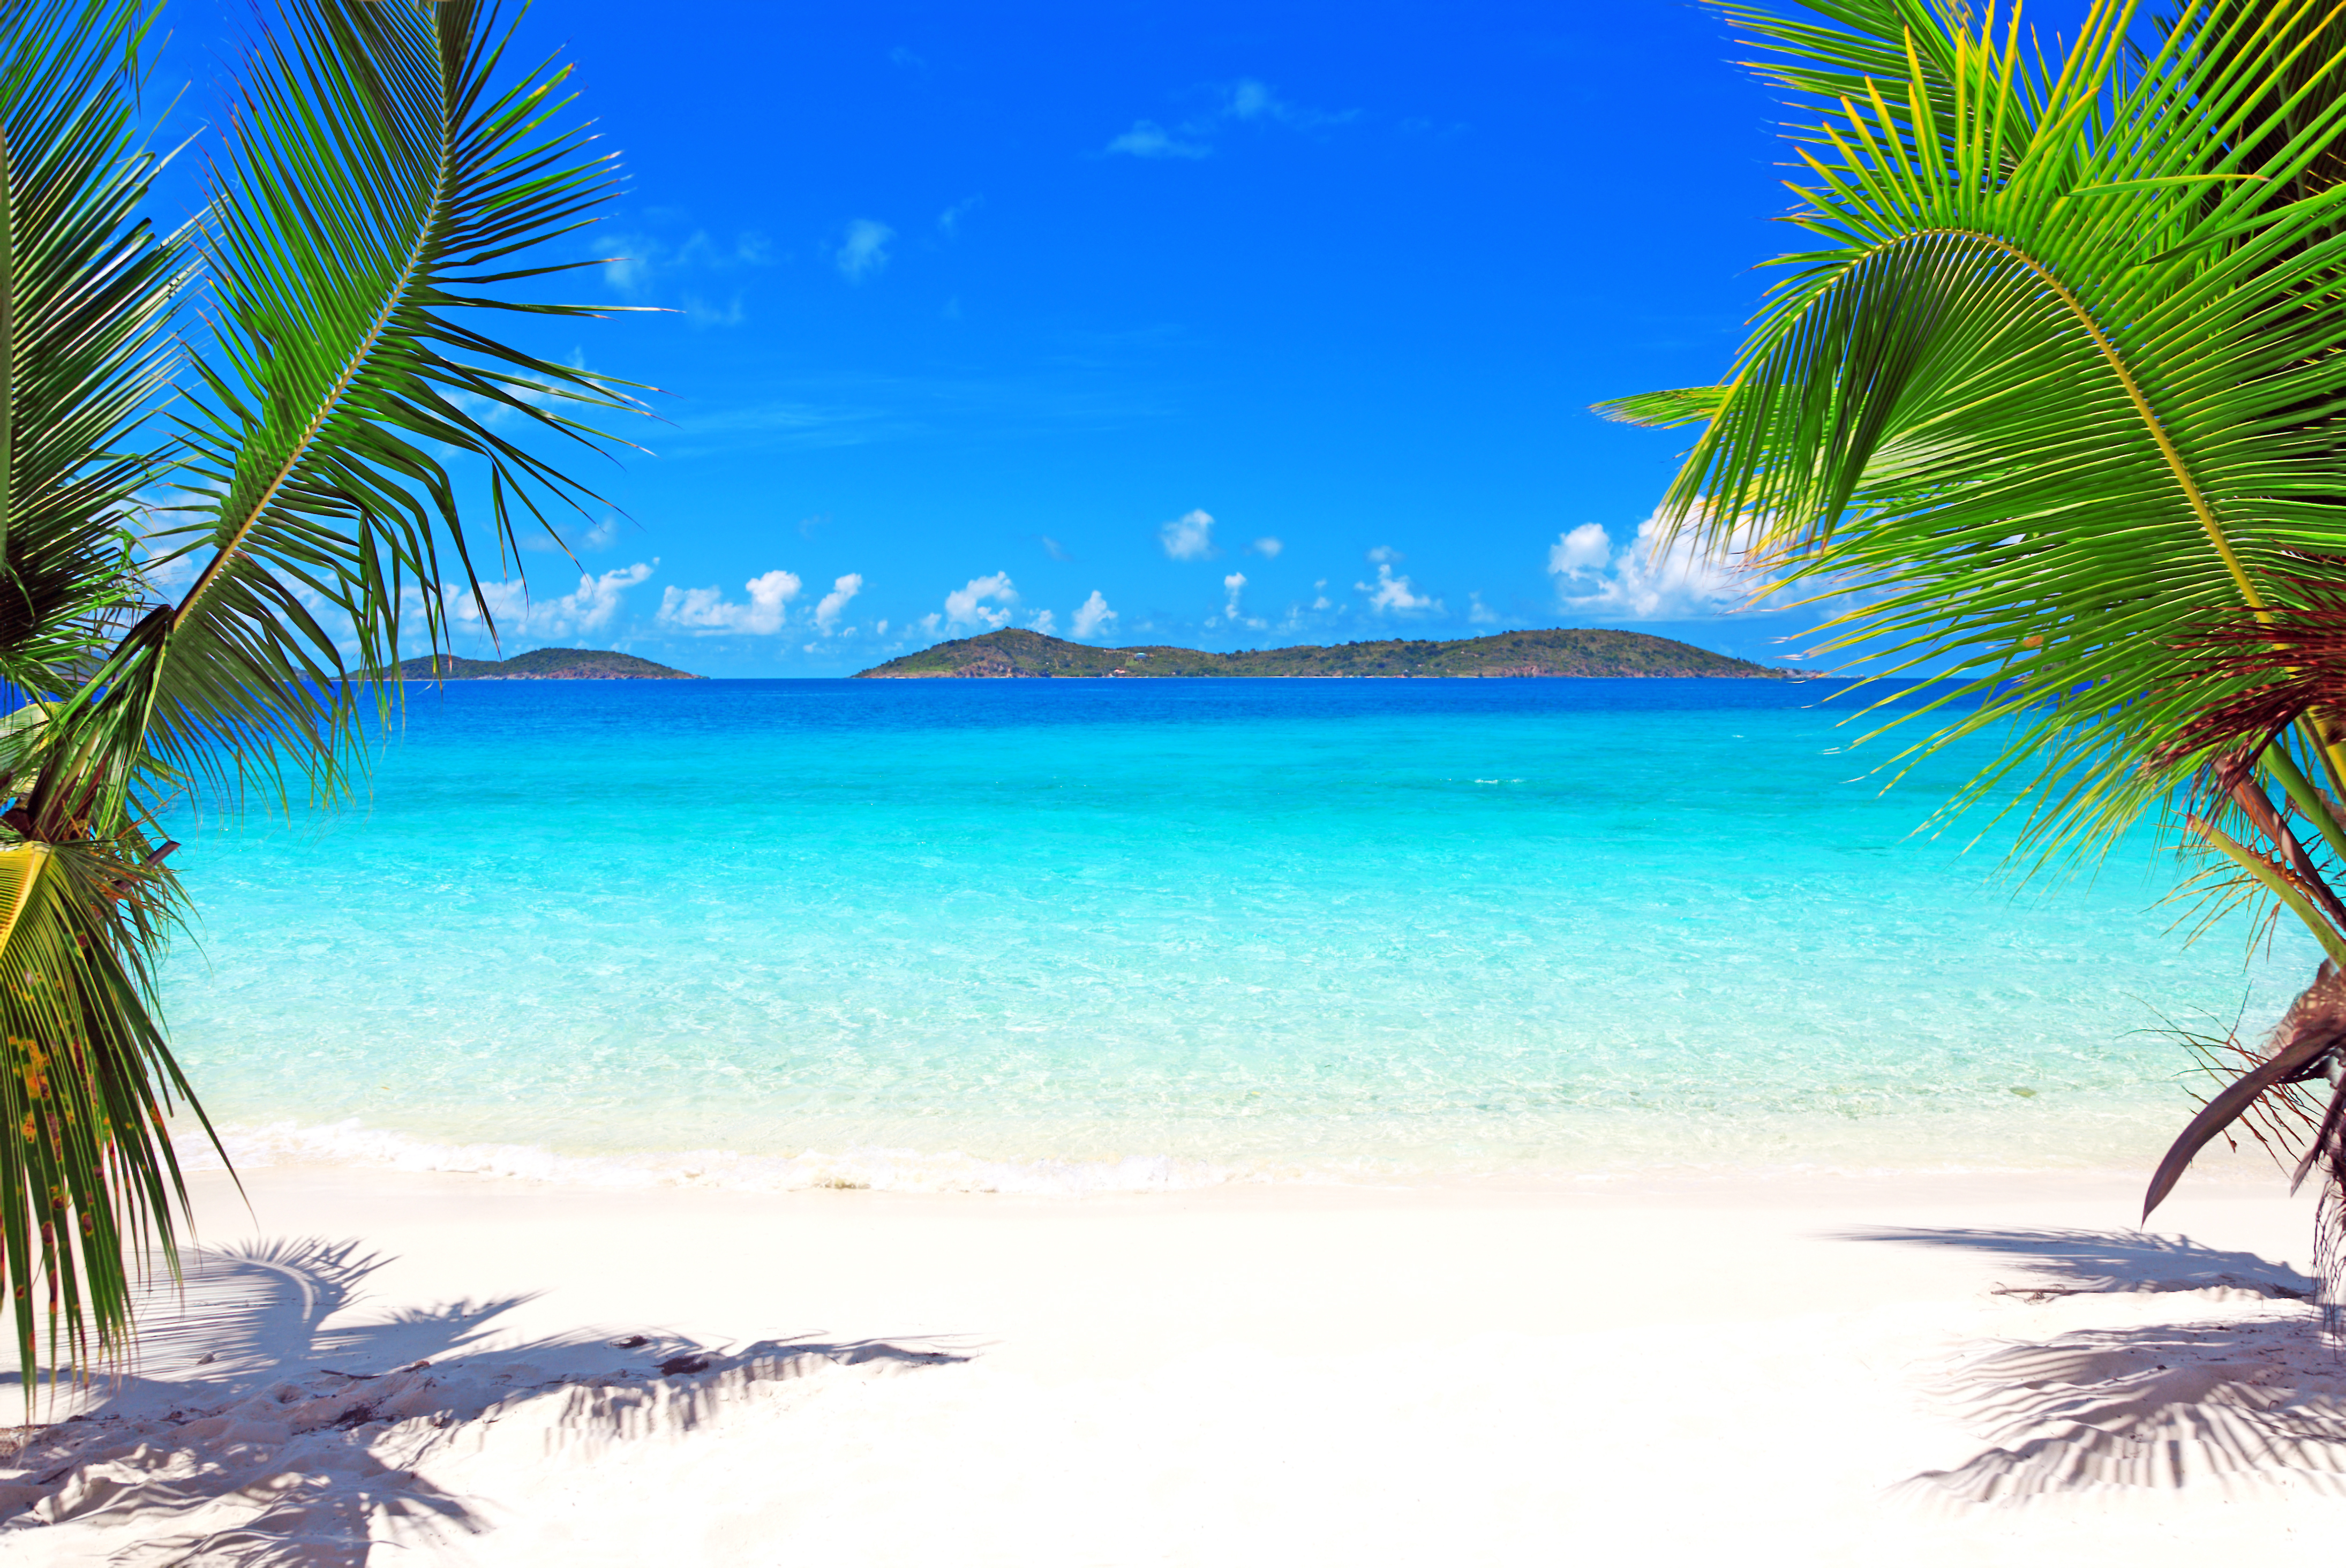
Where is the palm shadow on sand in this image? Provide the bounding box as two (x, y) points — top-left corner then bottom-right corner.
(1848, 1226), (2346, 1503)
(3, 1237), (970, 1566)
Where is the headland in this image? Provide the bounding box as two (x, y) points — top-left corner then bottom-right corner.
(395, 647), (701, 680)
(854, 625), (1802, 679)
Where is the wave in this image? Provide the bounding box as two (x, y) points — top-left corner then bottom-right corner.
(177, 1118), (1278, 1196)
(161, 1114), (2240, 1197)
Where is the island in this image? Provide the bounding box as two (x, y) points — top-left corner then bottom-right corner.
(854, 627), (1803, 680)
(394, 647), (702, 680)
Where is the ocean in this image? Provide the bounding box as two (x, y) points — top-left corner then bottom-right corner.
(154, 677), (2319, 1193)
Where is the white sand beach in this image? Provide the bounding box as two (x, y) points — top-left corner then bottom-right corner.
(10, 1160), (2346, 1565)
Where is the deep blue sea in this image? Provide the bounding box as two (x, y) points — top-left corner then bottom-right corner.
(153, 678), (2319, 1192)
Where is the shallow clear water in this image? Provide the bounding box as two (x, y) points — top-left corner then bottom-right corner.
(154, 679), (2318, 1190)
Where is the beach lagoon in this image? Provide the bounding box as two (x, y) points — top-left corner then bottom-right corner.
(157, 678), (2314, 1191)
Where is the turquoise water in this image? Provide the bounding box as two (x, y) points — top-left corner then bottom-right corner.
(154, 679), (2318, 1190)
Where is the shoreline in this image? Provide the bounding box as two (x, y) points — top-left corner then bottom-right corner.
(165, 1108), (2299, 1201)
(11, 1164), (2344, 1563)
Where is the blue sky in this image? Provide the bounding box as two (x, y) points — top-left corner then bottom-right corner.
(154, 0), (1837, 676)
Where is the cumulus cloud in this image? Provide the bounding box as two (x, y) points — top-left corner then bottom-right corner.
(1356, 562), (1441, 615)
(1468, 592), (1500, 625)
(1105, 120), (1209, 159)
(1220, 571), (1265, 629)
(1220, 78), (1354, 130)
(683, 294), (746, 329)
(1366, 544), (1403, 564)
(943, 571), (1017, 630)
(1160, 508), (1215, 561)
(936, 195), (983, 236)
(449, 561), (657, 640)
(1548, 523), (1612, 577)
(1071, 590), (1118, 639)
(1547, 514), (1755, 620)
(814, 572), (863, 633)
(520, 513), (623, 556)
(1227, 79), (1277, 119)
(1029, 608), (1057, 634)
(1248, 536), (1283, 557)
(1102, 80), (1352, 161)
(657, 569), (803, 635)
(604, 249), (652, 295)
(836, 219), (894, 282)
(604, 230), (775, 298)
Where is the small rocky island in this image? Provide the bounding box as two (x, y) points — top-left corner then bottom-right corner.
(395, 647), (701, 680)
(855, 627), (1802, 680)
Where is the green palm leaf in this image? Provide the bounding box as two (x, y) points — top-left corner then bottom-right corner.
(0, 0), (205, 1413)
(0, 0), (186, 693)
(1619, 0), (2346, 869)
(0, 0), (644, 1408)
(137, 0), (648, 808)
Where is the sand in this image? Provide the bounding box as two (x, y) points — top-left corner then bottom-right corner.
(7, 1160), (2346, 1565)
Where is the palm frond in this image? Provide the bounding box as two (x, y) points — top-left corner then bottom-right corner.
(1720, 0), (2046, 174)
(1635, 0), (2346, 873)
(1591, 385), (1731, 428)
(0, 0), (645, 1408)
(0, 831), (204, 1410)
(0, 0), (188, 698)
(140, 0), (648, 808)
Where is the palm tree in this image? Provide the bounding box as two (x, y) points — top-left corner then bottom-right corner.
(0, 0), (639, 1406)
(1600, 0), (2346, 1266)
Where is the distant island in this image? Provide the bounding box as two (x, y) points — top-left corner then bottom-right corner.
(854, 628), (1803, 680)
(395, 647), (701, 680)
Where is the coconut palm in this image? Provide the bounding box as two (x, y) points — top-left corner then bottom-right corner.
(1599, 0), (2346, 1265)
(0, 0), (638, 1405)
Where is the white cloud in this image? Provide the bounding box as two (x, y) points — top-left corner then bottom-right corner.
(604, 229), (775, 298)
(525, 514), (623, 555)
(1221, 571), (1265, 629)
(1366, 544), (1403, 564)
(1160, 508), (1215, 561)
(1106, 120), (1209, 159)
(836, 219), (894, 282)
(451, 560), (657, 640)
(937, 195), (983, 236)
(1228, 79), (1276, 119)
(1248, 536), (1283, 557)
(1548, 523), (1612, 577)
(1548, 512), (1755, 620)
(682, 294), (746, 328)
(1103, 80), (1352, 161)
(603, 243), (653, 295)
(657, 569), (803, 635)
(943, 571), (1018, 630)
(1468, 592), (1500, 625)
(1356, 562), (1441, 615)
(814, 572), (863, 632)
(1029, 608), (1057, 634)
(1221, 78), (1352, 130)
(1071, 590), (1118, 639)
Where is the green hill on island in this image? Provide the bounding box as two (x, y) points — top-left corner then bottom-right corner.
(854, 627), (1800, 680)
(394, 647), (701, 680)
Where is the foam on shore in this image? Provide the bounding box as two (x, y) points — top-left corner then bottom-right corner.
(168, 1113), (2288, 1197)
